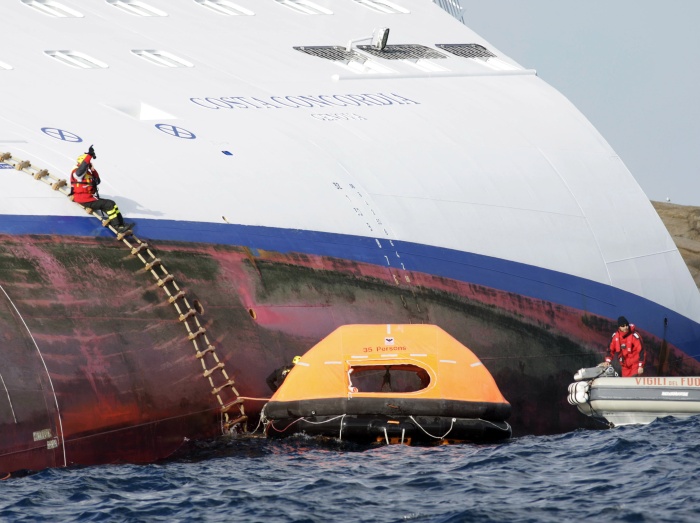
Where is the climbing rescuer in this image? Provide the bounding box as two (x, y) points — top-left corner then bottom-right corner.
(602, 316), (646, 377)
(70, 145), (133, 233)
(266, 356), (301, 392)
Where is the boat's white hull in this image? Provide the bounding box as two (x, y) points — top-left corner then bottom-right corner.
(569, 375), (700, 426)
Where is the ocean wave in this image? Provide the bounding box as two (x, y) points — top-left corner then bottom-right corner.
(3, 418), (700, 522)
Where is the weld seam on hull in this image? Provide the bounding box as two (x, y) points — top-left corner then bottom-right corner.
(0, 283), (66, 468)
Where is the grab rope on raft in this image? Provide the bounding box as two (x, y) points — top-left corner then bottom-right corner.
(408, 415), (456, 440)
(263, 414), (348, 435)
(260, 407), (509, 444)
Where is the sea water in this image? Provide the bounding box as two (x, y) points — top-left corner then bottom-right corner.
(2, 415), (700, 522)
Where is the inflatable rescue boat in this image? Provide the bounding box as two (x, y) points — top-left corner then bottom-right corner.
(568, 366), (700, 426)
(262, 324), (511, 445)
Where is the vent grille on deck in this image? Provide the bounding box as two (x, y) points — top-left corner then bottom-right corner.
(294, 46), (366, 63)
(194, 0), (254, 16)
(296, 45), (496, 63)
(436, 44), (496, 59)
(106, 0), (167, 17)
(131, 50), (194, 68)
(354, 0), (410, 14)
(357, 45), (446, 60)
(275, 0), (333, 15)
(45, 51), (108, 69)
(21, 0), (83, 17)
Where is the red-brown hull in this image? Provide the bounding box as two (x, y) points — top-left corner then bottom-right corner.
(1, 233), (698, 474)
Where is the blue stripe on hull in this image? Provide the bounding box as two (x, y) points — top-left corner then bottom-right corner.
(3, 214), (700, 356)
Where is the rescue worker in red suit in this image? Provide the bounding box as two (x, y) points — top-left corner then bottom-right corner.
(70, 145), (133, 233)
(603, 316), (645, 377)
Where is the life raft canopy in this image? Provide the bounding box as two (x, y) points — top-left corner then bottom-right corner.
(272, 323), (509, 405)
(263, 324), (511, 444)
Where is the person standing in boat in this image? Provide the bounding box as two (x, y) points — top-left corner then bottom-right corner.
(603, 316), (645, 376)
(266, 356), (301, 392)
(70, 145), (133, 234)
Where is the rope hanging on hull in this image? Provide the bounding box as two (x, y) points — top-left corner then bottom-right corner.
(1, 151), (247, 434)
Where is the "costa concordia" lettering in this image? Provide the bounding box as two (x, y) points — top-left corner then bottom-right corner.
(190, 92), (420, 110)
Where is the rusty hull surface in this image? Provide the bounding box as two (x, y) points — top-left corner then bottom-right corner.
(1, 233), (697, 474)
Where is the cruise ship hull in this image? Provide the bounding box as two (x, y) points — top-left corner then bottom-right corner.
(3, 0), (700, 474)
(3, 221), (700, 473)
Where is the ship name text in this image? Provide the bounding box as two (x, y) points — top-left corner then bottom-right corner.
(190, 92), (419, 111)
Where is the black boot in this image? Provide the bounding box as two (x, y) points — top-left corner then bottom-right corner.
(115, 214), (134, 233)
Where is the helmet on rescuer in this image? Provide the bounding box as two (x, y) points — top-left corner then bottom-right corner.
(76, 153), (87, 165)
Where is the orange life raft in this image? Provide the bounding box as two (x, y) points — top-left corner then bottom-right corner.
(263, 324), (511, 444)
